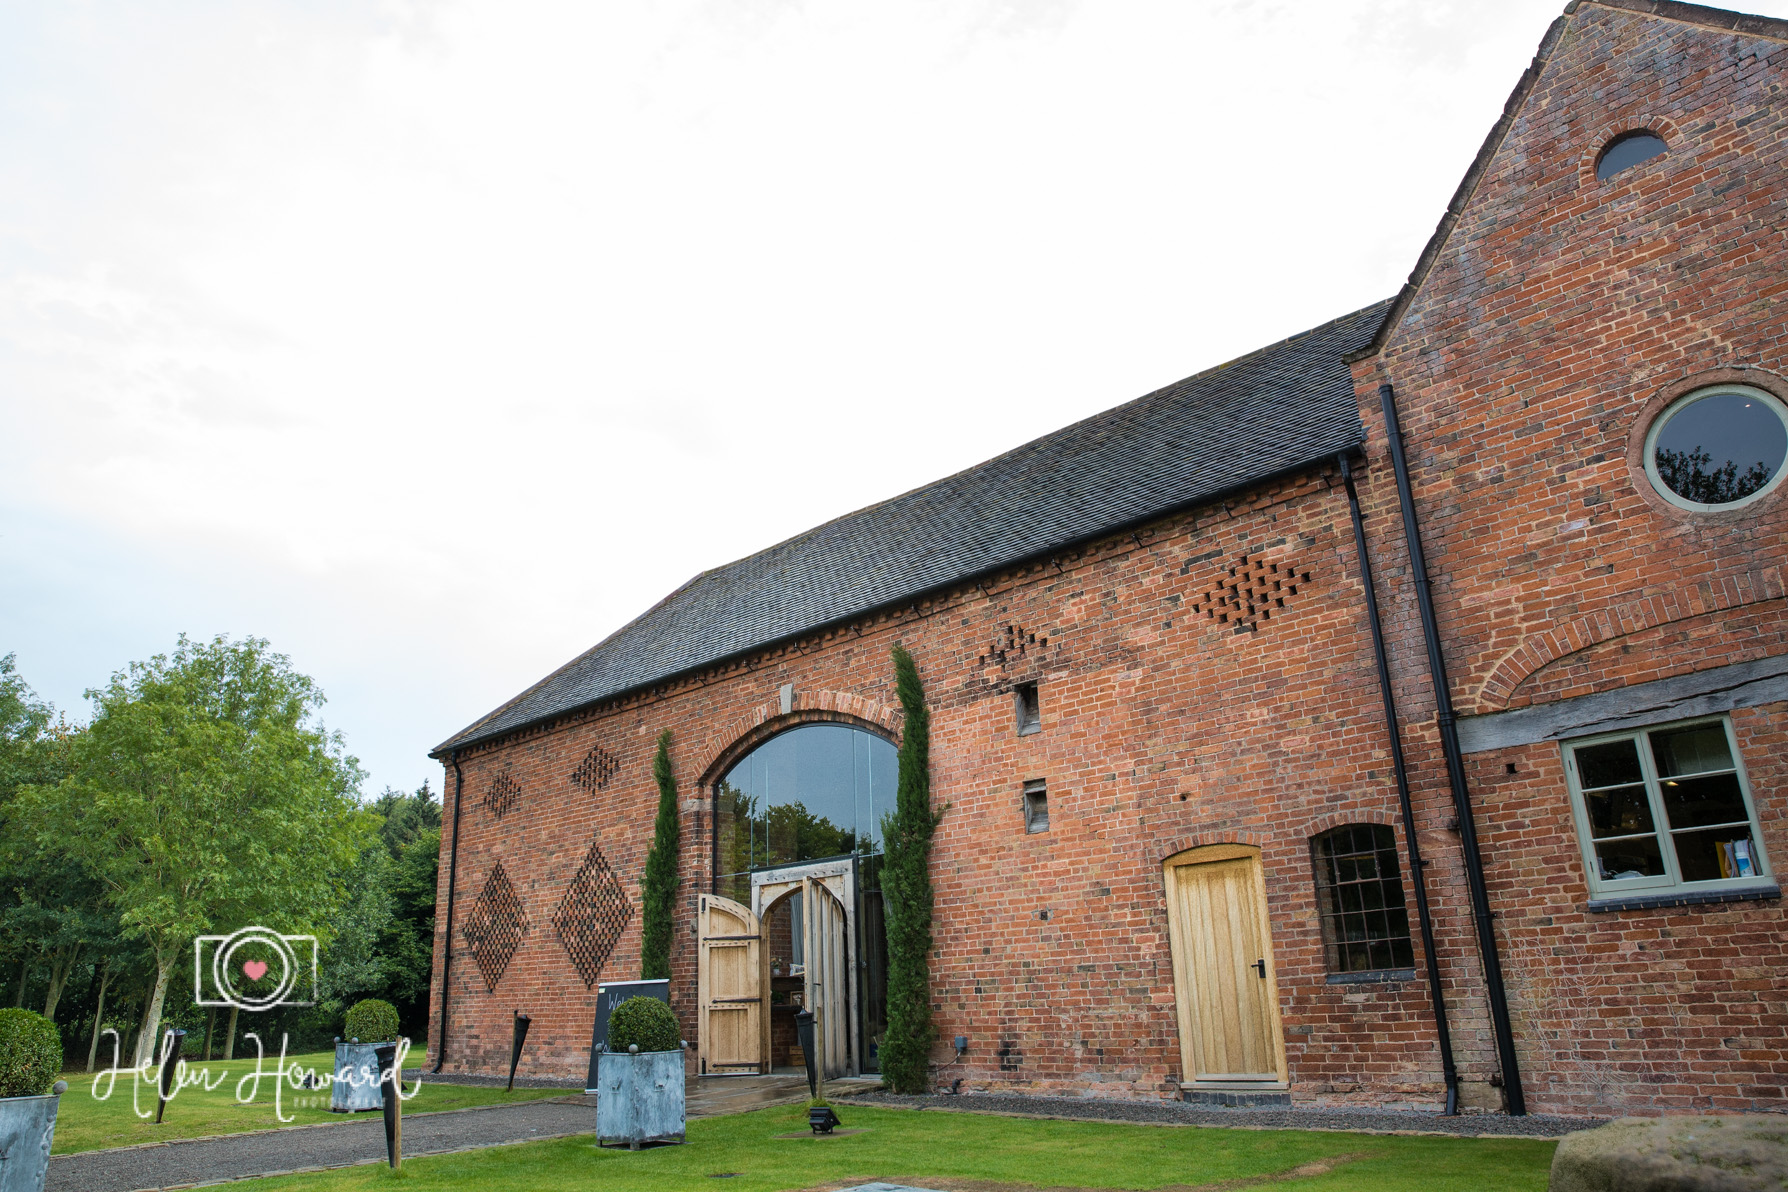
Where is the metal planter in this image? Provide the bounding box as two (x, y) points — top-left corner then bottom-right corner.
(0, 1092), (60, 1192)
(595, 1050), (685, 1149)
(332, 1041), (391, 1113)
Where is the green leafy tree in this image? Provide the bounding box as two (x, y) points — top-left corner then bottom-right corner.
(639, 730), (680, 981)
(16, 635), (374, 1065)
(879, 645), (943, 1093)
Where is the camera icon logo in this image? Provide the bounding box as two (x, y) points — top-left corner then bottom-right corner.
(194, 926), (318, 1010)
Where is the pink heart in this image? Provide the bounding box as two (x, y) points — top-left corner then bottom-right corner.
(243, 960), (269, 981)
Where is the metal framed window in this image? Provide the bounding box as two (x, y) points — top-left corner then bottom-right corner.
(1563, 715), (1770, 899)
(1309, 824), (1414, 975)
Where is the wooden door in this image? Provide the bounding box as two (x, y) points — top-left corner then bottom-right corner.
(698, 893), (763, 1075)
(804, 880), (850, 1079)
(1165, 845), (1285, 1083)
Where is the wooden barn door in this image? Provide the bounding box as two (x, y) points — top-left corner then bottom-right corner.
(1165, 845), (1286, 1085)
(806, 881), (850, 1080)
(698, 893), (763, 1075)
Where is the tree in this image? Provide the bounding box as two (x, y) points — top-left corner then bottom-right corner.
(1655, 445), (1772, 505)
(878, 645), (943, 1094)
(639, 730), (680, 981)
(16, 635), (374, 1064)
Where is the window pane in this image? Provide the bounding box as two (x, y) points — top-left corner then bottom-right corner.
(1658, 771), (1749, 830)
(1310, 824), (1414, 974)
(1583, 783), (1656, 838)
(1649, 724), (1735, 779)
(1594, 836), (1666, 881)
(1672, 827), (1761, 883)
(1576, 739), (1643, 789)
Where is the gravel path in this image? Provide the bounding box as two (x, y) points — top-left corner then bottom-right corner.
(853, 1091), (1603, 1139)
(47, 1100), (595, 1192)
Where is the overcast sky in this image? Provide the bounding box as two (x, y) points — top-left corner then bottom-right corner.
(7, 0), (1781, 798)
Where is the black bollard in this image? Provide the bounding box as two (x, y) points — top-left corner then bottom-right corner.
(794, 1008), (817, 1100)
(154, 1029), (187, 1124)
(506, 1011), (532, 1092)
(374, 1043), (402, 1170)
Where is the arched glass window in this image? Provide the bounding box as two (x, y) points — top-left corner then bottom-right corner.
(1596, 130), (1667, 181)
(714, 723), (897, 901)
(1309, 824), (1414, 975)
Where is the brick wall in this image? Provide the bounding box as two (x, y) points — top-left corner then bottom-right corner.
(1354, 0), (1788, 1114)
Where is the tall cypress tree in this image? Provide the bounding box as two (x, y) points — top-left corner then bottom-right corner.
(639, 729), (681, 981)
(879, 645), (943, 1093)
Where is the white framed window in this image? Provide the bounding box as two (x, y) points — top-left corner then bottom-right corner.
(1562, 715), (1771, 899)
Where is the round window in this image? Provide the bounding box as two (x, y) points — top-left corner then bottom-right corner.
(1643, 384), (1788, 511)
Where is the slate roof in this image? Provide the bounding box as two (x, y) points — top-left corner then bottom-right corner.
(434, 298), (1393, 756)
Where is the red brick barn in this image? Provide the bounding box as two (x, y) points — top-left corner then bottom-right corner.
(427, 0), (1786, 1117)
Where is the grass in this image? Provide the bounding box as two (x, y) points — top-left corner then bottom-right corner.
(223, 1100), (1559, 1192)
(51, 1049), (562, 1155)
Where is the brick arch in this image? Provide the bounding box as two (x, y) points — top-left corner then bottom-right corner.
(1301, 810), (1400, 842)
(695, 689), (902, 788)
(1474, 569), (1787, 711)
(1156, 832), (1267, 865)
(1577, 112), (1685, 189)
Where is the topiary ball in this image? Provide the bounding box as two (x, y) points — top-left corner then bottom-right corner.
(343, 999), (401, 1044)
(0, 1009), (62, 1098)
(606, 997), (680, 1054)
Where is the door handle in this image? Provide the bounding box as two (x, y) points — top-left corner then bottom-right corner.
(1253, 959), (1267, 979)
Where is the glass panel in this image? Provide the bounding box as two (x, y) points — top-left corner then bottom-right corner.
(1583, 783), (1655, 838)
(1593, 836), (1666, 881)
(1596, 131), (1667, 180)
(1652, 392), (1786, 506)
(1575, 739), (1643, 789)
(714, 723), (898, 892)
(1658, 771), (1748, 830)
(1311, 824), (1414, 974)
(1673, 827), (1761, 883)
(1649, 724), (1735, 778)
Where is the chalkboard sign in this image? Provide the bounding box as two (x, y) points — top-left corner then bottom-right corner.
(584, 979), (670, 1093)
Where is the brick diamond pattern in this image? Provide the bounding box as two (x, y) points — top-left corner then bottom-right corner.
(484, 770), (521, 819)
(978, 624), (1049, 668)
(462, 862), (527, 991)
(1191, 552), (1312, 633)
(553, 839), (634, 988)
(571, 746), (620, 792)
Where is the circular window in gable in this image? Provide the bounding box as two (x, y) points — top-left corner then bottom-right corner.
(1643, 384), (1788, 511)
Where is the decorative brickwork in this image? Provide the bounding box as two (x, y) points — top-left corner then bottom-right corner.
(978, 625), (1049, 668)
(553, 839), (633, 988)
(571, 746), (620, 792)
(1189, 552), (1312, 632)
(483, 771), (521, 820)
(462, 862), (526, 991)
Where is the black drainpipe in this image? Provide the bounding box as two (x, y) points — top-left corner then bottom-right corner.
(1337, 452), (1459, 1116)
(1378, 384), (1526, 1116)
(434, 751), (466, 1074)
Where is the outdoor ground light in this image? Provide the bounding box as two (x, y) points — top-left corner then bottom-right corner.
(808, 1105), (841, 1134)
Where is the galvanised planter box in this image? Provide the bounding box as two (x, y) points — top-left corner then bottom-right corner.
(0, 1090), (61, 1192)
(331, 1041), (391, 1113)
(595, 1050), (685, 1149)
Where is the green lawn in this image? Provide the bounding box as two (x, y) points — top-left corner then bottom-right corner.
(53, 1049), (562, 1154)
(227, 1101), (1558, 1192)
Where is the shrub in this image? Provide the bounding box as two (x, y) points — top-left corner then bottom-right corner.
(343, 998), (400, 1043)
(606, 997), (679, 1053)
(879, 644), (943, 1094)
(639, 729), (681, 981)
(0, 1009), (61, 1098)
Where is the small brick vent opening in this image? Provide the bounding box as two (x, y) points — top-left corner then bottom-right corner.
(484, 770), (521, 820)
(463, 861), (527, 991)
(571, 746), (621, 792)
(553, 839), (635, 988)
(979, 625), (1049, 668)
(1191, 553), (1312, 632)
